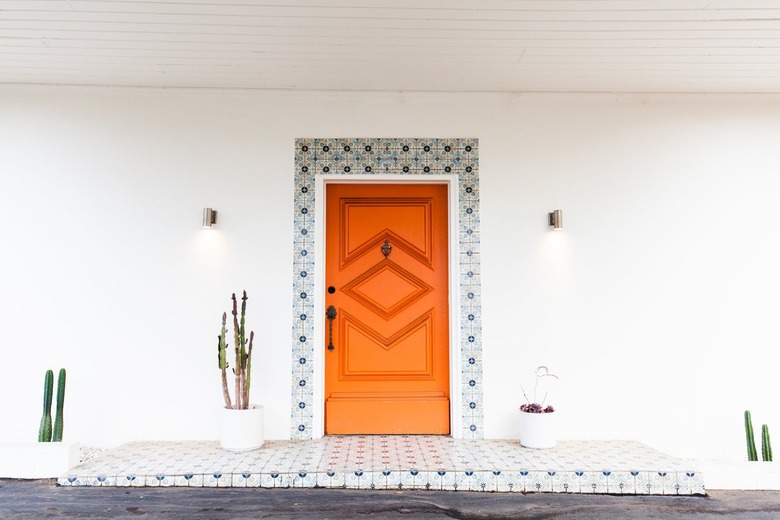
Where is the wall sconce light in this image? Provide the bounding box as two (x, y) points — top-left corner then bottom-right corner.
(548, 210), (563, 229)
(202, 208), (217, 228)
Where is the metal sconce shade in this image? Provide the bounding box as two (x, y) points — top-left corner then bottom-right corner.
(203, 208), (217, 228)
(548, 210), (563, 229)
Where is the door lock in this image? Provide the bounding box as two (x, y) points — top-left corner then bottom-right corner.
(326, 305), (337, 351)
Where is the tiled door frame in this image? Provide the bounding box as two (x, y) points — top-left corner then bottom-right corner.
(292, 138), (483, 440)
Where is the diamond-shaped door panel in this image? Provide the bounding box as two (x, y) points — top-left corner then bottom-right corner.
(342, 261), (433, 320)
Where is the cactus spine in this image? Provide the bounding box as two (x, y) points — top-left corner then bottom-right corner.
(38, 370), (54, 442)
(745, 410), (758, 461)
(217, 291), (255, 410)
(52, 368), (66, 442)
(762, 424), (773, 462)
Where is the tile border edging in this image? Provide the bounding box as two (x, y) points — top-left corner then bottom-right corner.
(291, 138), (483, 439)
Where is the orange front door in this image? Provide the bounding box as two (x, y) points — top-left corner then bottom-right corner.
(325, 184), (450, 434)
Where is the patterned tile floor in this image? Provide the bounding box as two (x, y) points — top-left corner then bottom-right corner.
(58, 437), (705, 495)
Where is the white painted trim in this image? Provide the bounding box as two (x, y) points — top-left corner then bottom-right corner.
(314, 174), (461, 437)
(446, 177), (463, 439)
(312, 174), (326, 439)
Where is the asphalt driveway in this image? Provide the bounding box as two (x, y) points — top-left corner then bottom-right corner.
(2, 479), (780, 519)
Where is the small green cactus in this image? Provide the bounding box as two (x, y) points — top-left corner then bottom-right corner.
(38, 370), (54, 442)
(762, 424), (773, 462)
(745, 410), (758, 461)
(52, 368), (66, 442)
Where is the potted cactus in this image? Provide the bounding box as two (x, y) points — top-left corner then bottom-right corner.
(0, 368), (79, 478)
(217, 291), (264, 451)
(38, 368), (67, 442)
(745, 410), (773, 462)
(702, 410), (779, 489)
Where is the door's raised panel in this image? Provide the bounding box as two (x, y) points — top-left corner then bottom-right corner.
(342, 260), (433, 320)
(326, 393), (450, 435)
(340, 229), (434, 271)
(340, 199), (433, 268)
(343, 201), (429, 256)
(340, 310), (435, 379)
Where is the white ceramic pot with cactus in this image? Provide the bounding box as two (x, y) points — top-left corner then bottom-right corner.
(221, 405), (264, 452)
(0, 368), (79, 479)
(518, 366), (558, 449)
(217, 291), (264, 451)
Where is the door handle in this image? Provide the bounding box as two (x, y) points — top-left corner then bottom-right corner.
(326, 305), (337, 351)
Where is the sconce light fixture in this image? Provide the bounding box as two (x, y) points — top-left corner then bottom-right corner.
(548, 210), (563, 229)
(202, 208), (217, 228)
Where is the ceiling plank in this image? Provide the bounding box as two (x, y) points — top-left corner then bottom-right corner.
(2, 0), (779, 92)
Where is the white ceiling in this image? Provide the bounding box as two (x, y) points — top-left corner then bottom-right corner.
(2, 0), (780, 93)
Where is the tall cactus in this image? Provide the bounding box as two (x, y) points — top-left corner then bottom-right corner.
(232, 292), (243, 410)
(38, 370), (54, 442)
(762, 424), (773, 462)
(52, 368), (66, 442)
(238, 291), (254, 408)
(745, 410), (758, 461)
(217, 291), (255, 410)
(244, 330), (254, 408)
(217, 312), (232, 409)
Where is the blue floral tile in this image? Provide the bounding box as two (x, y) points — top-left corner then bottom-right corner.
(455, 470), (480, 492)
(292, 471), (318, 488)
(174, 473), (204, 487)
(91, 475), (115, 487)
(260, 472), (291, 488)
(292, 138), (483, 439)
(648, 470), (675, 495)
(551, 471), (576, 493)
(344, 469), (373, 489)
(113, 475), (132, 487)
(374, 469), (401, 489)
(144, 474), (173, 487)
(400, 469), (427, 490)
(680, 471), (705, 495)
(609, 472), (632, 494)
(316, 470), (346, 488)
(429, 470), (457, 490)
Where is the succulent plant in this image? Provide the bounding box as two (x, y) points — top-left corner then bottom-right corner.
(520, 403), (555, 414)
(520, 366), (558, 413)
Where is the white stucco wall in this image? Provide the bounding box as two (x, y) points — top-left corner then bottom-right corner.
(2, 86), (778, 462)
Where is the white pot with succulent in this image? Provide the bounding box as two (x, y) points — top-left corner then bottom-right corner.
(518, 366), (559, 449)
(217, 291), (264, 452)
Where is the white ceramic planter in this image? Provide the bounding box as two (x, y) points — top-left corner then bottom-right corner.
(220, 404), (264, 451)
(518, 411), (556, 449)
(0, 442), (80, 478)
(696, 460), (780, 490)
